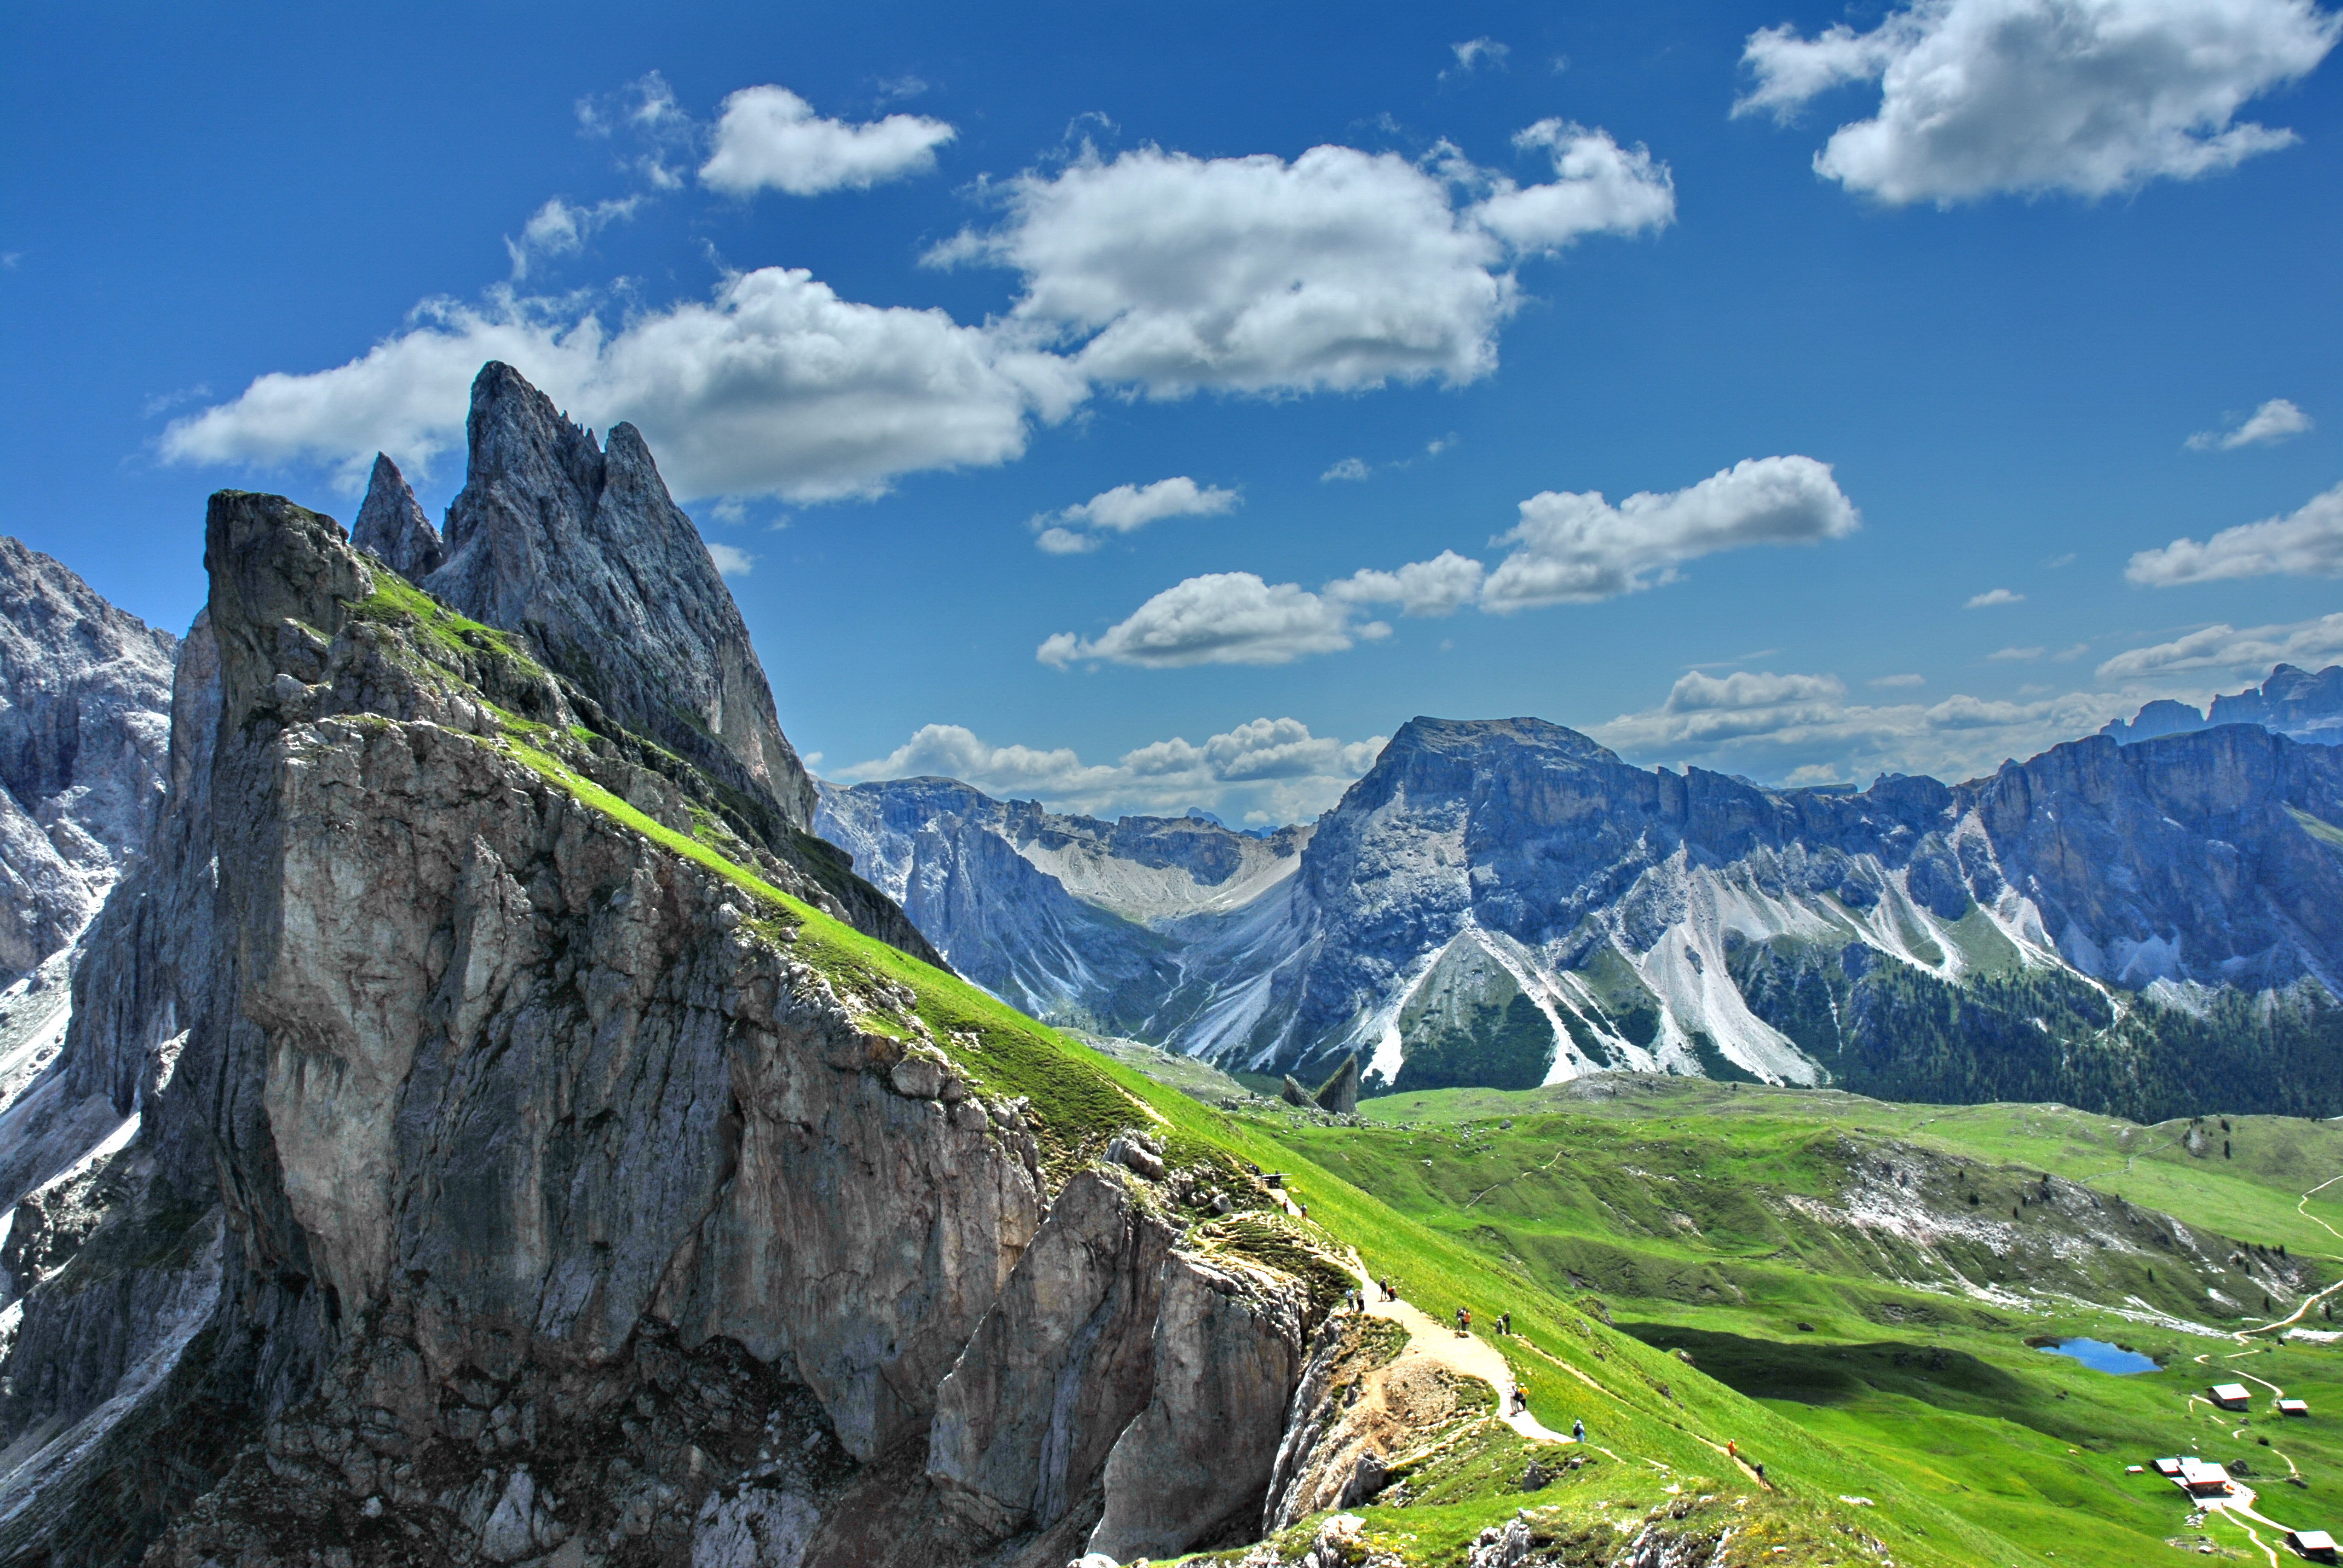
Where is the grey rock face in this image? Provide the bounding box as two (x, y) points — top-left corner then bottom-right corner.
(349, 451), (445, 579)
(928, 1169), (1176, 1537)
(0, 535), (177, 978)
(418, 363), (934, 962)
(430, 361), (814, 828)
(0, 488), (1342, 1568)
(1086, 1252), (1308, 1563)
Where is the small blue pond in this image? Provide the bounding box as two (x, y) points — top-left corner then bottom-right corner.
(2040, 1338), (2159, 1374)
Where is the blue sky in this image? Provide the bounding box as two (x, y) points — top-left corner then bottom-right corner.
(5, 0), (2340, 822)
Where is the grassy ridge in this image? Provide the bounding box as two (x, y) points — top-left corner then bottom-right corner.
(1238, 1076), (2343, 1566)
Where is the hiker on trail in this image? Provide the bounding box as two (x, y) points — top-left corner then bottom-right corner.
(1726, 1440), (1737, 1461)
(1457, 1305), (1471, 1336)
(1510, 1387), (1527, 1416)
(1498, 1311), (1511, 1336)
(1572, 1418), (1585, 1443)
(1754, 1463), (1766, 1485)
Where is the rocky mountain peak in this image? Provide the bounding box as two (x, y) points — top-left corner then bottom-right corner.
(350, 451), (444, 580)
(0, 535), (178, 978)
(427, 360), (818, 832)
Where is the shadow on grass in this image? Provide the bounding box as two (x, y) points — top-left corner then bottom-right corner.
(1620, 1322), (2033, 1409)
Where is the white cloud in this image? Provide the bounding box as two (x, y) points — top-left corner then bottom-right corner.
(2187, 396), (2315, 449)
(1473, 121), (1677, 255)
(1737, 0), (2339, 204)
(1038, 572), (1382, 668)
(706, 541), (755, 577)
(1321, 457), (1373, 482)
(506, 196), (642, 279)
(1965, 587), (2025, 607)
(1448, 38), (1512, 73)
(1870, 673), (1925, 687)
(928, 132), (1671, 397)
(159, 268), (1087, 501)
(576, 73), (696, 190)
(2126, 480), (2343, 584)
(843, 715), (1388, 822)
(1325, 550), (1487, 616)
(1480, 455), (1858, 609)
(1452, 38), (1510, 70)
(700, 85), (956, 197)
(1593, 667), (2130, 783)
(2096, 612), (2343, 681)
(1988, 645), (2046, 661)
(1032, 475), (1239, 552)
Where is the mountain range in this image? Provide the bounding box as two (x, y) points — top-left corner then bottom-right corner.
(820, 667), (2343, 1122)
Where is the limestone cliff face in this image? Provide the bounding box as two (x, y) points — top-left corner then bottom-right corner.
(0, 489), (1338, 1568)
(0, 535), (177, 980)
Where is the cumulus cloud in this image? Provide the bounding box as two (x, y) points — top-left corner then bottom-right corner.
(1988, 645), (2046, 661)
(1032, 475), (1238, 552)
(2187, 396), (2315, 450)
(928, 131), (1671, 397)
(1965, 587), (2024, 607)
(1593, 667), (2129, 783)
(706, 541), (754, 577)
(1736, 0), (2339, 203)
(1324, 550), (1488, 616)
(2126, 480), (2343, 584)
(1870, 673), (1925, 687)
(1038, 572), (1381, 668)
(506, 197), (642, 279)
(842, 715), (1388, 822)
(1321, 457), (1372, 482)
(1474, 121), (1677, 254)
(1479, 456), (1858, 609)
(700, 85), (956, 196)
(2096, 612), (2343, 681)
(1044, 456), (1863, 668)
(159, 269), (1086, 500)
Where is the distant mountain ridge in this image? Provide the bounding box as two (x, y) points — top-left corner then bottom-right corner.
(2101, 663), (2343, 746)
(831, 690), (2343, 1120)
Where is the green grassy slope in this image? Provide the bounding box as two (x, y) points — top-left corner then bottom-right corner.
(1226, 1076), (2343, 1566)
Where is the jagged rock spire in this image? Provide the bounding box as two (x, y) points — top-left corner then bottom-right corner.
(350, 452), (445, 581)
(426, 362), (818, 832)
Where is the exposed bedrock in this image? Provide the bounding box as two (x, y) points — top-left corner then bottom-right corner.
(0, 488), (1342, 1568)
(926, 1168), (1176, 1538)
(1086, 1252), (1309, 1563)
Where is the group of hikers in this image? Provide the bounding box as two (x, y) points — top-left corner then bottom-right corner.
(1335, 1277), (1768, 1478)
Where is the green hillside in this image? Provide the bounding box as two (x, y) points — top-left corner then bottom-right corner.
(1227, 1073), (2343, 1566)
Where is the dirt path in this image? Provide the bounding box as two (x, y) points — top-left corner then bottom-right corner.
(1340, 1255), (1567, 1442)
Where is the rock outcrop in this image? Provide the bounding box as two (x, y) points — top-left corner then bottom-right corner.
(0, 535), (177, 979)
(1087, 1252), (1308, 1561)
(0, 479), (1340, 1568)
(349, 451), (446, 580)
(416, 364), (933, 962)
(431, 362), (813, 827)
